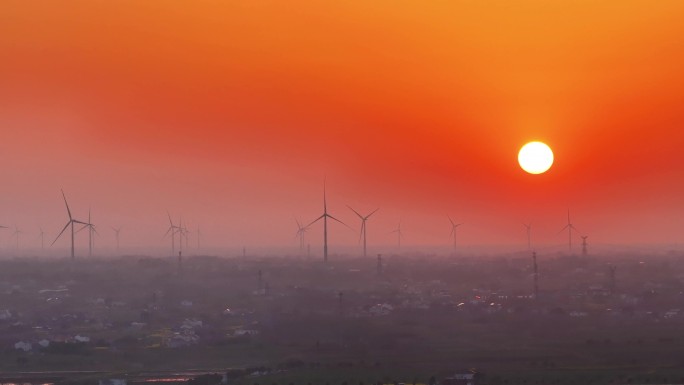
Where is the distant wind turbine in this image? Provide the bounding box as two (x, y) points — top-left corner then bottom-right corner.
(38, 226), (45, 249)
(112, 226), (122, 252)
(523, 222), (532, 250)
(77, 208), (98, 257)
(391, 221), (403, 248)
(12, 226), (22, 249)
(347, 206), (379, 257)
(306, 181), (351, 262)
(163, 212), (180, 256)
(560, 209), (578, 252)
(295, 219), (309, 255)
(448, 216), (462, 254)
(178, 217), (190, 253)
(51, 190), (88, 260)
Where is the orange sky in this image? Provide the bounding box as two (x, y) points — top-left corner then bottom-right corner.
(1, 1), (684, 253)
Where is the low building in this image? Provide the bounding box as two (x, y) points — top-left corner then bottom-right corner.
(442, 369), (484, 385)
(14, 341), (32, 352)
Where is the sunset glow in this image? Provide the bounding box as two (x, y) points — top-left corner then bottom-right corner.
(1, 1), (684, 249)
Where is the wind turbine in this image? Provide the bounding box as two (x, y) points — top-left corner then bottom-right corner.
(523, 222), (532, 250)
(12, 226), (22, 249)
(163, 212), (180, 256)
(51, 189), (88, 260)
(305, 181), (351, 262)
(38, 226), (45, 249)
(560, 209), (578, 252)
(448, 216), (462, 254)
(347, 206), (379, 257)
(112, 227), (122, 252)
(581, 235), (588, 256)
(178, 217), (190, 253)
(77, 208), (98, 257)
(391, 221), (403, 248)
(295, 219), (309, 255)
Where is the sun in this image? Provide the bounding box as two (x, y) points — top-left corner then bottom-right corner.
(518, 141), (554, 174)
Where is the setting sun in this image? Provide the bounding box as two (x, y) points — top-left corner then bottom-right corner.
(518, 142), (554, 174)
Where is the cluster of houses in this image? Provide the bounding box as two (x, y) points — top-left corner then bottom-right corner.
(14, 334), (90, 352)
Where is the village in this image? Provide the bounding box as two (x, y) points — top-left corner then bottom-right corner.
(1, 251), (684, 384)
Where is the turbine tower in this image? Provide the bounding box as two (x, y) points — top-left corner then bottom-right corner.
(196, 225), (201, 249)
(581, 235), (588, 256)
(532, 251), (539, 299)
(306, 181), (350, 262)
(52, 190), (88, 260)
(77, 208), (98, 257)
(112, 227), (122, 252)
(12, 226), (22, 249)
(347, 206), (379, 257)
(391, 221), (403, 248)
(295, 219), (309, 255)
(38, 226), (45, 249)
(175, 217), (190, 254)
(163, 212), (180, 256)
(608, 264), (617, 293)
(523, 222), (532, 250)
(448, 216), (462, 254)
(560, 209), (578, 252)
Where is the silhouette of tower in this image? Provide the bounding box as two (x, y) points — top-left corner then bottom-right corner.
(257, 269), (263, 291)
(532, 251), (539, 299)
(581, 236), (588, 256)
(338, 291), (344, 315)
(523, 223), (532, 250)
(376, 254), (383, 276)
(608, 265), (617, 293)
(178, 251), (182, 275)
(560, 210), (577, 252)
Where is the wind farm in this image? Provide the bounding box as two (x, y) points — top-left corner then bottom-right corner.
(1, 0), (683, 383)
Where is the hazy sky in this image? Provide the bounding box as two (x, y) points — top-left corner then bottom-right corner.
(1, 1), (684, 253)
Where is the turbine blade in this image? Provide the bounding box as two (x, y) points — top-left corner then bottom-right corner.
(366, 208), (380, 219)
(305, 214), (325, 229)
(447, 215), (455, 226)
(346, 205), (364, 220)
(61, 189), (72, 220)
(51, 222), (71, 246)
(327, 214), (352, 230)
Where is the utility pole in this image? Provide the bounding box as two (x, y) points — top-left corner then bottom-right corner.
(532, 251), (539, 299)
